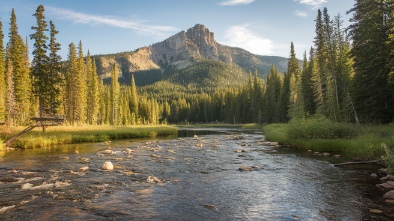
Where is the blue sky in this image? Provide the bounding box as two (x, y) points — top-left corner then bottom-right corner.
(0, 0), (354, 60)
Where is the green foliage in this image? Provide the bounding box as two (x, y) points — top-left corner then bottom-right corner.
(264, 122), (393, 159)
(287, 116), (359, 140)
(382, 143), (394, 174)
(348, 0), (393, 123)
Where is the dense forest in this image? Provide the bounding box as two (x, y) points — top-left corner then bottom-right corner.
(0, 2), (393, 127)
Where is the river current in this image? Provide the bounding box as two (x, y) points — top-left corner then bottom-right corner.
(0, 129), (381, 220)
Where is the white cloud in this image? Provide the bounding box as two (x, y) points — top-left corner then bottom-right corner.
(295, 0), (326, 8)
(45, 6), (178, 37)
(219, 0), (255, 6)
(294, 10), (308, 17)
(221, 25), (273, 55)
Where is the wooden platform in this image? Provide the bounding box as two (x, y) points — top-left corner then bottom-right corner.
(30, 116), (65, 126)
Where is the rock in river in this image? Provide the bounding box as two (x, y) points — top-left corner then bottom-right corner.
(147, 176), (162, 183)
(101, 161), (114, 171)
(79, 166), (89, 172)
(239, 165), (252, 171)
(383, 190), (394, 200)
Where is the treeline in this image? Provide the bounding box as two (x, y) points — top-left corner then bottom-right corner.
(0, 2), (393, 127)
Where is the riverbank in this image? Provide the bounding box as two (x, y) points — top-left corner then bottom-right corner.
(0, 125), (178, 149)
(262, 118), (394, 173)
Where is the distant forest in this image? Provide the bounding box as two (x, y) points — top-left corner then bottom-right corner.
(0, 1), (393, 127)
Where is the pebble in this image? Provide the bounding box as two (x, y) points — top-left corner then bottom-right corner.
(370, 209), (383, 214)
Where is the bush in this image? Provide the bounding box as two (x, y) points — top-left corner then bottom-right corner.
(382, 143), (394, 174)
(287, 116), (359, 140)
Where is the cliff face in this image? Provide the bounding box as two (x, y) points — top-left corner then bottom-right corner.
(151, 24), (223, 69)
(94, 24), (289, 84)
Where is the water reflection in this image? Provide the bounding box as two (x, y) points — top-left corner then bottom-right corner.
(0, 130), (378, 220)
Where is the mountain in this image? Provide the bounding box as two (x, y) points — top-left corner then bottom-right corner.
(93, 24), (290, 86)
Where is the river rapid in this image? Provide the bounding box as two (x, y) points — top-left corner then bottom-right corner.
(0, 128), (383, 220)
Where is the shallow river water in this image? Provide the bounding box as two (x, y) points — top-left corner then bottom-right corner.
(0, 129), (383, 220)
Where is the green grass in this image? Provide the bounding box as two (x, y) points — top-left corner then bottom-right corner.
(0, 125), (178, 149)
(263, 118), (394, 172)
(176, 123), (261, 129)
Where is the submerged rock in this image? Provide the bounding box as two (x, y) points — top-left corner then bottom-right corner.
(147, 176), (162, 183)
(101, 161), (114, 171)
(371, 173), (378, 179)
(239, 165), (252, 171)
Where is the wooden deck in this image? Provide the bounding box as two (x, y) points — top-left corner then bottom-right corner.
(30, 116), (65, 126)
(3, 116), (65, 146)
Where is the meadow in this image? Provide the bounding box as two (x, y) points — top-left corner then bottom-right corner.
(0, 125), (178, 149)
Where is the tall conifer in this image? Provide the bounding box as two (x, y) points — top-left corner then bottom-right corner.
(0, 19), (6, 122)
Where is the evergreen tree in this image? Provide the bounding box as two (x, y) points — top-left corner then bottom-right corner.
(86, 53), (100, 125)
(64, 43), (78, 125)
(30, 4), (49, 119)
(5, 43), (16, 127)
(76, 41), (87, 123)
(302, 48), (317, 116)
(348, 0), (393, 123)
(0, 19), (6, 123)
(129, 74), (138, 123)
(264, 65), (283, 123)
(48, 20), (63, 115)
(287, 42), (304, 119)
(9, 8), (31, 125)
(110, 64), (120, 125)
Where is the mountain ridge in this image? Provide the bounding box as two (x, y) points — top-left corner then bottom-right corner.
(92, 24), (290, 86)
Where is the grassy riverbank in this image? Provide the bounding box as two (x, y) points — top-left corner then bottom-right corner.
(0, 125), (178, 149)
(263, 117), (394, 172)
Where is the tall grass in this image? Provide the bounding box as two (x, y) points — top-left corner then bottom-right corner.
(263, 117), (394, 166)
(1, 125), (178, 149)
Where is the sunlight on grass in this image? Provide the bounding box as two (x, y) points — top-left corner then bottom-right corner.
(1, 125), (178, 149)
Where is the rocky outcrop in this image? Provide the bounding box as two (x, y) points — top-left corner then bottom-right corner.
(151, 24), (222, 69)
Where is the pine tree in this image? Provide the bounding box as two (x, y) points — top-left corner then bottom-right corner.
(9, 8), (31, 125)
(30, 4), (49, 120)
(0, 19), (6, 123)
(5, 43), (16, 127)
(287, 42), (304, 119)
(48, 20), (63, 115)
(86, 53), (100, 125)
(129, 74), (138, 122)
(348, 0), (393, 123)
(302, 48), (317, 116)
(64, 43), (78, 125)
(263, 65), (283, 123)
(110, 64), (120, 125)
(76, 41), (87, 123)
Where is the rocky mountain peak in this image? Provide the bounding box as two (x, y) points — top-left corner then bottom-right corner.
(151, 24), (220, 68)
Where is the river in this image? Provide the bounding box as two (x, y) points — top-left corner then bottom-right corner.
(0, 128), (384, 220)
